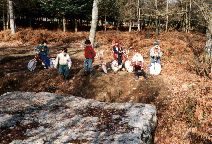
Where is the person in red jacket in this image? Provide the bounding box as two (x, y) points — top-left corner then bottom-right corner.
(84, 39), (96, 75)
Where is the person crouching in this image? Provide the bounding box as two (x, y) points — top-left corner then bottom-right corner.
(131, 48), (147, 80)
(54, 48), (72, 80)
(35, 40), (50, 69)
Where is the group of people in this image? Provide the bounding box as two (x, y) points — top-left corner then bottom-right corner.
(32, 39), (96, 79)
(31, 39), (162, 80)
(110, 40), (162, 79)
(33, 40), (72, 79)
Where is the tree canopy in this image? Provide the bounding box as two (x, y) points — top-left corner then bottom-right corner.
(0, 0), (211, 34)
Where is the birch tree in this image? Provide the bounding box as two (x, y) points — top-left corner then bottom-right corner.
(137, 0), (141, 31)
(8, 0), (15, 34)
(165, 0), (169, 32)
(89, 0), (99, 46)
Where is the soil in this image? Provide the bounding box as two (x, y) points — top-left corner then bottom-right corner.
(0, 29), (211, 144)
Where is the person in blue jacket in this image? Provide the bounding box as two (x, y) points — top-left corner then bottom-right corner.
(35, 40), (50, 69)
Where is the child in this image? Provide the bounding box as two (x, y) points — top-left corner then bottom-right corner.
(131, 48), (147, 80)
(149, 40), (162, 75)
(150, 40), (162, 64)
(84, 39), (96, 75)
(54, 48), (72, 79)
(35, 40), (50, 69)
(112, 41), (124, 67)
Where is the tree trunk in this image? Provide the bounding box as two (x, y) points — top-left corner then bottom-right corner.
(205, 29), (212, 60)
(137, 0), (141, 31)
(188, 0), (192, 31)
(62, 16), (66, 32)
(208, 12), (212, 35)
(129, 21), (132, 32)
(137, 8), (141, 31)
(6, 0), (9, 29)
(180, 0), (185, 31)
(79, 19), (83, 27)
(155, 0), (160, 36)
(205, 12), (212, 64)
(75, 19), (78, 32)
(104, 15), (107, 31)
(57, 18), (60, 29)
(155, 17), (160, 36)
(116, 21), (119, 31)
(185, 2), (189, 33)
(89, 0), (99, 47)
(6, 9), (9, 29)
(8, 0), (15, 34)
(29, 17), (32, 28)
(165, 0), (169, 32)
(3, 1), (6, 30)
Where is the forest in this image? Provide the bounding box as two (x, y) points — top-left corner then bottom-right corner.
(0, 0), (211, 33)
(0, 0), (211, 144)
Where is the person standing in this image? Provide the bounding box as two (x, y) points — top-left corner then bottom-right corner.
(35, 40), (50, 69)
(84, 39), (96, 75)
(54, 48), (72, 80)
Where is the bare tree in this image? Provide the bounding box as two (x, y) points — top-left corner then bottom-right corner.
(188, 0), (192, 31)
(137, 0), (141, 31)
(89, 0), (99, 47)
(165, 0), (169, 32)
(155, 0), (160, 36)
(75, 19), (78, 32)
(8, 0), (15, 34)
(2, 0), (9, 30)
(62, 16), (67, 32)
(6, 2), (9, 30)
(2, 0), (6, 30)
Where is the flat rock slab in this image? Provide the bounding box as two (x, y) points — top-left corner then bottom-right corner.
(0, 92), (157, 144)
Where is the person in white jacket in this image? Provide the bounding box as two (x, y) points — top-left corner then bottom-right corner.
(131, 48), (147, 79)
(150, 40), (162, 64)
(149, 40), (162, 75)
(54, 48), (72, 79)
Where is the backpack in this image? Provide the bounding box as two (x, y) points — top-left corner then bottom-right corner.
(49, 58), (56, 68)
(27, 59), (37, 71)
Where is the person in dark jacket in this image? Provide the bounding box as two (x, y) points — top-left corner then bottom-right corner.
(112, 41), (124, 67)
(35, 40), (50, 68)
(84, 39), (96, 75)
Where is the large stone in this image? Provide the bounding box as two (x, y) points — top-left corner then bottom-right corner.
(0, 92), (157, 144)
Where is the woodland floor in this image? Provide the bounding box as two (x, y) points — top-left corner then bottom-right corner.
(0, 29), (211, 144)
